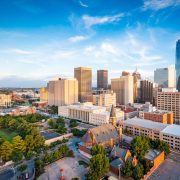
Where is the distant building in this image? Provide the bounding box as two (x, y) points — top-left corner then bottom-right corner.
(40, 87), (48, 102)
(58, 102), (124, 125)
(74, 67), (92, 102)
(0, 93), (12, 107)
(48, 78), (78, 106)
(139, 110), (174, 124)
(111, 75), (134, 105)
(154, 67), (176, 88)
(92, 90), (116, 107)
(97, 70), (108, 90)
(139, 80), (153, 104)
(157, 89), (180, 124)
(175, 39), (180, 91)
(120, 117), (180, 150)
(9, 106), (36, 116)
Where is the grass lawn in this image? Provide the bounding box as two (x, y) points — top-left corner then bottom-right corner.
(0, 129), (18, 142)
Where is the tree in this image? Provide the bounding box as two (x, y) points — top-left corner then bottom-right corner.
(69, 119), (78, 128)
(35, 159), (44, 177)
(130, 136), (150, 160)
(121, 159), (133, 177)
(87, 154), (109, 180)
(17, 164), (27, 172)
(132, 163), (144, 180)
(0, 141), (13, 162)
(91, 145), (106, 156)
(11, 151), (23, 162)
(12, 136), (26, 153)
(141, 159), (151, 174)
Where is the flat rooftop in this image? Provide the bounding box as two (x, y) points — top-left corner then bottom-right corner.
(68, 104), (106, 111)
(124, 118), (168, 131)
(124, 118), (180, 137)
(162, 125), (180, 137)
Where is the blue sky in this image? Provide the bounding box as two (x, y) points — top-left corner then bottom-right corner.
(0, 0), (180, 87)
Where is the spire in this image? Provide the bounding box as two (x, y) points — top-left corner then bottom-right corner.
(110, 104), (116, 117)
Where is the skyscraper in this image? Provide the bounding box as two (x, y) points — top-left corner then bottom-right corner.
(176, 39), (180, 91)
(154, 67), (176, 88)
(48, 78), (78, 106)
(97, 70), (108, 89)
(74, 67), (92, 102)
(111, 74), (134, 105)
(139, 80), (153, 104)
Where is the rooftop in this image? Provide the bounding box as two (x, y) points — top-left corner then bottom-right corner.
(124, 118), (168, 131)
(162, 124), (180, 137)
(145, 149), (161, 161)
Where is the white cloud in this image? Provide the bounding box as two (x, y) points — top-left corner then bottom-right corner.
(79, 0), (88, 8)
(82, 13), (124, 28)
(5, 48), (33, 55)
(69, 35), (89, 43)
(142, 0), (180, 11)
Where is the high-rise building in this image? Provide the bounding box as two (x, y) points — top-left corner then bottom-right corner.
(74, 67), (92, 102)
(154, 67), (176, 88)
(157, 89), (180, 124)
(111, 75), (134, 105)
(40, 87), (48, 102)
(48, 78), (78, 106)
(139, 80), (153, 104)
(176, 39), (180, 91)
(132, 68), (141, 102)
(97, 70), (108, 89)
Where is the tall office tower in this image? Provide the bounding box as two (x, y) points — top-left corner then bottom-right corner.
(132, 68), (141, 102)
(111, 75), (134, 105)
(154, 67), (176, 88)
(157, 88), (180, 124)
(176, 39), (180, 91)
(97, 70), (108, 89)
(74, 67), (92, 102)
(48, 78), (78, 106)
(139, 80), (153, 104)
(40, 87), (48, 102)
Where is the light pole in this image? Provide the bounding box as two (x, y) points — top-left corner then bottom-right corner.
(118, 164), (121, 180)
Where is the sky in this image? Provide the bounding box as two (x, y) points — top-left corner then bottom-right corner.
(0, 0), (180, 87)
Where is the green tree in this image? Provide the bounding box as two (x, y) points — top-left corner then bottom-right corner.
(91, 144), (106, 156)
(121, 159), (133, 177)
(69, 119), (78, 128)
(35, 159), (44, 177)
(11, 151), (23, 162)
(12, 135), (26, 153)
(87, 154), (109, 180)
(132, 163), (144, 180)
(130, 136), (150, 160)
(0, 141), (13, 162)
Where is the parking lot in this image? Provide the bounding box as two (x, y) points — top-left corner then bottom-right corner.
(38, 157), (87, 180)
(148, 158), (180, 180)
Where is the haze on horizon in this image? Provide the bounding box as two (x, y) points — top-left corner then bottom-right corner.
(0, 0), (180, 88)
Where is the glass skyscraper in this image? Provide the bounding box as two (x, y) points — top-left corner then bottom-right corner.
(176, 39), (180, 91)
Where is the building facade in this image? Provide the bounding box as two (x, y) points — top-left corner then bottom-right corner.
(176, 39), (180, 91)
(120, 118), (180, 150)
(139, 110), (174, 124)
(111, 75), (134, 105)
(40, 87), (48, 102)
(0, 94), (12, 107)
(154, 67), (176, 88)
(48, 78), (78, 106)
(139, 80), (153, 104)
(58, 103), (124, 125)
(74, 67), (92, 102)
(97, 70), (108, 90)
(92, 90), (116, 107)
(157, 91), (180, 124)
(132, 69), (141, 102)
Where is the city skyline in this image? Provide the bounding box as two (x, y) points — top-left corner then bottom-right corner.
(0, 0), (180, 87)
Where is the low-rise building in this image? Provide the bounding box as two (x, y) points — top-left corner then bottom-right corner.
(120, 117), (180, 150)
(58, 102), (124, 125)
(139, 110), (174, 124)
(8, 106), (36, 116)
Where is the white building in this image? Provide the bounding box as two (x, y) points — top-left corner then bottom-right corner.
(58, 102), (124, 125)
(154, 67), (176, 88)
